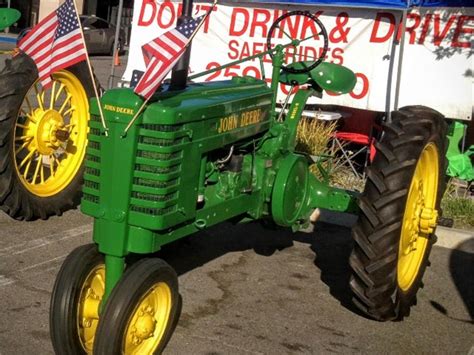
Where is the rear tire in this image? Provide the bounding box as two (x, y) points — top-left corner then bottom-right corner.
(0, 53), (96, 220)
(349, 106), (447, 321)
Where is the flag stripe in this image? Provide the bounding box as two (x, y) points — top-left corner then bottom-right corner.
(18, 0), (87, 89)
(30, 37), (55, 62)
(19, 12), (56, 50)
(51, 49), (87, 71)
(22, 24), (57, 55)
(134, 14), (205, 99)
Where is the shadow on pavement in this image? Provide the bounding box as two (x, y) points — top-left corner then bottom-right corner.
(148, 219), (360, 316)
(434, 238), (474, 323)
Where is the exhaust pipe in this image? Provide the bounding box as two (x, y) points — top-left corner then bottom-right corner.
(169, 0), (193, 91)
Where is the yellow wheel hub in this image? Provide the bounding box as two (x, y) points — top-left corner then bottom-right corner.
(124, 282), (172, 354)
(397, 142), (439, 292)
(77, 264), (105, 354)
(13, 70), (89, 197)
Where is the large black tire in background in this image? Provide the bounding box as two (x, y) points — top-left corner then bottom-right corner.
(50, 244), (105, 354)
(0, 53), (96, 220)
(349, 106), (448, 321)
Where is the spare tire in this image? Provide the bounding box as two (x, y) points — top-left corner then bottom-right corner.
(0, 53), (96, 220)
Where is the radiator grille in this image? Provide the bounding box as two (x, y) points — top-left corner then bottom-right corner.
(82, 115), (102, 205)
(130, 123), (187, 217)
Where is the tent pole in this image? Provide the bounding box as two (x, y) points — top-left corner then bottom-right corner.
(394, 10), (407, 111)
(108, 0), (124, 89)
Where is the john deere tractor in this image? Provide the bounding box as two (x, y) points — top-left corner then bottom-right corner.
(49, 4), (447, 354)
(0, 10), (95, 220)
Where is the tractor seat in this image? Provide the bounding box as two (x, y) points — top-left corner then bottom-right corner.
(279, 62), (356, 95)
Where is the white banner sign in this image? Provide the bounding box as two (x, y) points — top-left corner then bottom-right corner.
(124, 0), (473, 120)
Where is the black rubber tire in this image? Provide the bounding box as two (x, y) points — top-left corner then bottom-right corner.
(93, 258), (180, 355)
(50, 244), (104, 355)
(349, 105), (448, 321)
(0, 53), (96, 220)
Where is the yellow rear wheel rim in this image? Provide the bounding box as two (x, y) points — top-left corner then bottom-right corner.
(123, 282), (173, 354)
(13, 70), (89, 197)
(77, 264), (105, 354)
(397, 142), (439, 292)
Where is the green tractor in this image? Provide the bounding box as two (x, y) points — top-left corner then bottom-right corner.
(0, 9), (95, 220)
(49, 4), (447, 354)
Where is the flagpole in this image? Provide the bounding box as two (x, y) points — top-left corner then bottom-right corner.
(71, 0), (109, 136)
(122, 0), (218, 137)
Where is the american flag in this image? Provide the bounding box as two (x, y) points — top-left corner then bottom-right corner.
(134, 15), (205, 99)
(18, 0), (87, 88)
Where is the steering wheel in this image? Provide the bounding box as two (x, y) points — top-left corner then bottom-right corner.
(266, 11), (329, 74)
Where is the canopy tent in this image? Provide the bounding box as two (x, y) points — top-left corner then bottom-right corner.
(226, 0), (473, 8)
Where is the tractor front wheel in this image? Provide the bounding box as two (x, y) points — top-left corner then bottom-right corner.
(93, 258), (180, 354)
(50, 244), (105, 354)
(349, 106), (447, 321)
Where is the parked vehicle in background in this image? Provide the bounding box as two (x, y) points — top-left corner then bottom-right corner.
(80, 15), (125, 55)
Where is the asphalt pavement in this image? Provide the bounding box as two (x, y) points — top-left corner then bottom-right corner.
(0, 208), (473, 354)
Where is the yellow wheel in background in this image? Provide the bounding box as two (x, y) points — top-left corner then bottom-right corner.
(13, 70), (89, 197)
(0, 53), (96, 220)
(93, 259), (180, 355)
(349, 106), (447, 321)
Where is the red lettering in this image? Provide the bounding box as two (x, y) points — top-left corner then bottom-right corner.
(397, 13), (421, 44)
(228, 40), (239, 60)
(157, 1), (176, 29)
(452, 16), (474, 48)
(433, 14), (457, 45)
(243, 66), (261, 79)
(350, 73), (369, 100)
(370, 12), (396, 43)
(279, 14), (301, 39)
(224, 65), (241, 77)
(418, 14), (432, 45)
(332, 47), (344, 65)
(240, 41), (251, 60)
(138, 0), (156, 27)
(230, 8), (249, 36)
(250, 9), (271, 37)
(205, 62), (222, 81)
(301, 12), (323, 39)
(303, 46), (318, 63)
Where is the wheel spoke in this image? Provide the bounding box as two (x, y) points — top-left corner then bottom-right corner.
(50, 81), (57, 110)
(59, 94), (72, 115)
(301, 31), (320, 42)
(19, 149), (36, 169)
(275, 24), (294, 41)
(55, 83), (66, 102)
(20, 150), (36, 180)
(19, 108), (37, 123)
(15, 140), (32, 154)
(15, 135), (34, 142)
(63, 106), (75, 118)
(40, 159), (45, 184)
(34, 84), (45, 111)
(49, 155), (56, 177)
(32, 156), (42, 184)
(24, 95), (34, 113)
